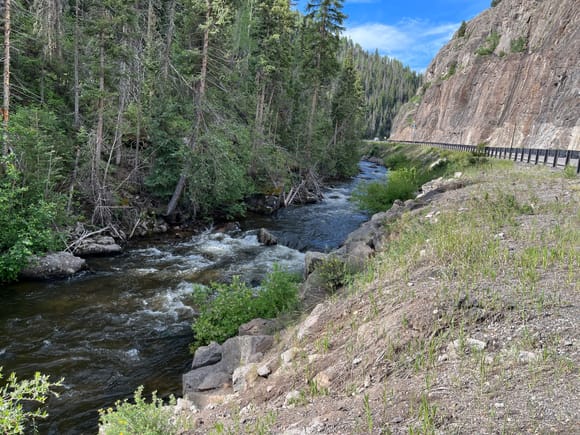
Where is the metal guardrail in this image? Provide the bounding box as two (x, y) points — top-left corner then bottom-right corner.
(384, 140), (580, 174)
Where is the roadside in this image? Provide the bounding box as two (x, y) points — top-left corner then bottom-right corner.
(179, 160), (579, 434)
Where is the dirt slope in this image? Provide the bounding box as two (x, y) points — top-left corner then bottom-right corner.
(177, 162), (579, 434)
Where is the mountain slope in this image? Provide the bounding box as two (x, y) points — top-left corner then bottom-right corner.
(390, 0), (579, 150)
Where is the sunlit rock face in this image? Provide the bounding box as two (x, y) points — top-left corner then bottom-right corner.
(391, 0), (580, 150)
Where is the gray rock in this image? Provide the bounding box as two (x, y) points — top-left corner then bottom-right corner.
(257, 228), (277, 245)
(297, 303), (327, 340)
(20, 252), (86, 280)
(232, 363), (258, 393)
(257, 364), (271, 377)
(197, 371), (231, 391)
(192, 341), (222, 369)
(238, 318), (280, 336)
(304, 251), (328, 278)
(75, 236), (122, 256)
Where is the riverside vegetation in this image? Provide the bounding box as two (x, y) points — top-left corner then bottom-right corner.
(0, 0), (420, 284)
(98, 144), (578, 433)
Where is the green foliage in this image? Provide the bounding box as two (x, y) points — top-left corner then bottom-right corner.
(98, 386), (191, 435)
(341, 41), (422, 139)
(456, 21), (467, 38)
(491, 0), (502, 6)
(0, 367), (62, 434)
(384, 153), (411, 170)
(563, 165), (577, 179)
(191, 266), (300, 350)
(476, 31), (500, 55)
(441, 61), (457, 80)
(0, 157), (65, 282)
(510, 36), (528, 53)
(317, 255), (352, 292)
(352, 167), (423, 213)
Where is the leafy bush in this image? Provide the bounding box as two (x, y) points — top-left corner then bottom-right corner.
(510, 36), (527, 53)
(0, 157), (65, 282)
(191, 266), (299, 350)
(352, 167), (422, 213)
(317, 256), (352, 292)
(491, 0), (502, 6)
(0, 367), (62, 434)
(476, 31), (500, 55)
(98, 386), (191, 435)
(384, 153), (411, 170)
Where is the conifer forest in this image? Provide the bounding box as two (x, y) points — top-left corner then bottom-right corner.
(0, 0), (420, 282)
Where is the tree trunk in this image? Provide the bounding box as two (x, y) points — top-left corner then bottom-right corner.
(73, 0), (80, 130)
(165, 0), (212, 217)
(2, 0), (11, 156)
(162, 0), (176, 81)
(93, 33), (105, 196)
(306, 84), (319, 162)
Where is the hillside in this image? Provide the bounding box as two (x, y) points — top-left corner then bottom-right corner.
(167, 158), (579, 434)
(390, 0), (579, 150)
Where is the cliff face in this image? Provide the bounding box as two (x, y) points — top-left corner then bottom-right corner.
(390, 0), (579, 150)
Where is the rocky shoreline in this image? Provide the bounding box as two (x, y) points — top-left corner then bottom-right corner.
(179, 173), (467, 411)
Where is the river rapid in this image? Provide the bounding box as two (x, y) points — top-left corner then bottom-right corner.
(0, 161), (386, 434)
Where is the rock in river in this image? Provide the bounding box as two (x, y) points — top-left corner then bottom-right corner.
(20, 251), (86, 280)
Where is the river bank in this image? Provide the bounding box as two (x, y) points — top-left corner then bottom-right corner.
(166, 160), (579, 433)
(0, 161), (387, 434)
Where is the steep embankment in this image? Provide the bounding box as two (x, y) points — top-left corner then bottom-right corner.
(172, 159), (579, 434)
(390, 0), (580, 150)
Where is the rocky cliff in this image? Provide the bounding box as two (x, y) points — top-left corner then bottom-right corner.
(390, 0), (579, 150)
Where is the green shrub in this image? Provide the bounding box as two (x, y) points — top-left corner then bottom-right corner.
(563, 165), (577, 179)
(491, 0), (502, 6)
(317, 256), (351, 293)
(191, 266), (299, 350)
(456, 21), (467, 38)
(510, 36), (527, 53)
(384, 153), (411, 170)
(0, 156), (65, 282)
(98, 386), (191, 435)
(0, 367), (62, 434)
(476, 31), (500, 55)
(352, 167), (422, 213)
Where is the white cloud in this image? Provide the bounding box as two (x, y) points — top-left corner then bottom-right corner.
(344, 19), (460, 72)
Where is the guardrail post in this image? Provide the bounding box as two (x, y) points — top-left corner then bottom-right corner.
(577, 154), (580, 174)
(520, 149), (525, 162)
(552, 149), (558, 167)
(565, 150), (571, 167)
(527, 148), (532, 163)
(514, 148), (518, 161)
(534, 149), (540, 164)
(543, 149), (548, 164)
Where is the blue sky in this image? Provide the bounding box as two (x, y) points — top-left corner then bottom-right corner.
(294, 0), (491, 72)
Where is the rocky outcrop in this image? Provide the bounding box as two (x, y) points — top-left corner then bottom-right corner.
(257, 228), (278, 246)
(390, 0), (579, 150)
(183, 333), (275, 408)
(74, 235), (123, 256)
(20, 252), (86, 280)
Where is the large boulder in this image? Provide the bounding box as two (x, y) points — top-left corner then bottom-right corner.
(74, 236), (122, 256)
(304, 251), (328, 278)
(257, 228), (278, 246)
(192, 341), (222, 369)
(20, 252), (86, 280)
(183, 334), (274, 405)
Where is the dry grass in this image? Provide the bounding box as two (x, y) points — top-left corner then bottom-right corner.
(186, 163), (579, 434)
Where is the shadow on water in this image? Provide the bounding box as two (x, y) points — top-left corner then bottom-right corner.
(0, 161), (386, 433)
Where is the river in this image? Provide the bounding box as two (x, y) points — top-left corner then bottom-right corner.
(0, 161), (386, 434)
